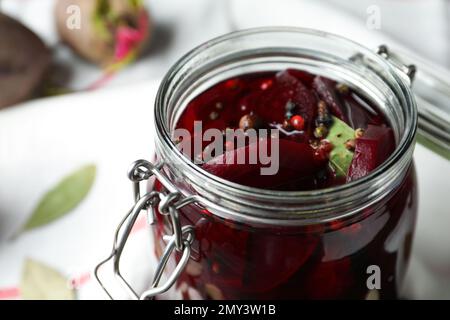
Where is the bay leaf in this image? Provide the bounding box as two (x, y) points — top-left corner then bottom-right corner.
(22, 164), (96, 232)
(21, 259), (76, 300)
(327, 116), (355, 178)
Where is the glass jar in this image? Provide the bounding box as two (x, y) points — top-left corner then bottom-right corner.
(95, 27), (418, 300)
(149, 28), (418, 300)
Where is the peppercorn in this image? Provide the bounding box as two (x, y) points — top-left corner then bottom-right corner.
(285, 100), (296, 112)
(310, 139), (320, 149)
(240, 104), (248, 112)
(174, 136), (183, 145)
(318, 100), (327, 111)
(316, 100), (333, 127)
(316, 116), (333, 127)
(225, 79), (239, 89)
(319, 139), (334, 153)
(313, 139), (334, 161)
(290, 115), (305, 131)
(209, 111), (219, 120)
(239, 113), (262, 130)
(314, 124), (328, 138)
(336, 83), (349, 95)
(260, 79), (273, 90)
(355, 128), (365, 138)
(282, 119), (293, 131)
(345, 139), (356, 151)
(284, 101), (297, 119)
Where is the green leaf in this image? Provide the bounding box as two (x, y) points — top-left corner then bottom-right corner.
(327, 116), (355, 178)
(22, 164), (96, 232)
(21, 259), (76, 300)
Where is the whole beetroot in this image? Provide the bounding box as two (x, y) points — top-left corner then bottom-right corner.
(0, 14), (51, 109)
(55, 0), (151, 67)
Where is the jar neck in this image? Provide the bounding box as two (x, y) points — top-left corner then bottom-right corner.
(154, 27), (417, 226)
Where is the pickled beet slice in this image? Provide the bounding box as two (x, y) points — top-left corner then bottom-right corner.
(347, 125), (395, 182)
(341, 94), (371, 129)
(177, 77), (246, 134)
(302, 258), (354, 299)
(239, 71), (317, 135)
(202, 139), (328, 190)
(275, 70), (317, 127)
(284, 68), (315, 86)
(312, 76), (346, 121)
(201, 220), (250, 290)
(242, 233), (318, 292)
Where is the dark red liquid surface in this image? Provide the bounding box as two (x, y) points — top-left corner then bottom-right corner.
(151, 69), (417, 300)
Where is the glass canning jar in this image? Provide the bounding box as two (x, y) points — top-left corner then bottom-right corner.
(96, 27), (419, 300)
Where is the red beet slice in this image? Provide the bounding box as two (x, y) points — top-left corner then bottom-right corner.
(202, 139), (327, 190)
(242, 232), (318, 292)
(341, 94), (371, 129)
(302, 258), (354, 299)
(177, 77), (246, 134)
(284, 68), (315, 86)
(347, 125), (395, 182)
(312, 76), (346, 121)
(275, 70), (317, 126)
(199, 219), (250, 291)
(240, 71), (317, 135)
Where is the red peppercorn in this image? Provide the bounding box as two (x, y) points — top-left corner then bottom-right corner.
(225, 79), (239, 90)
(319, 139), (333, 153)
(260, 79), (273, 90)
(312, 139), (333, 162)
(290, 115), (305, 131)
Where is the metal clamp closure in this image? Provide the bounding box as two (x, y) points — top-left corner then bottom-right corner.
(95, 160), (197, 300)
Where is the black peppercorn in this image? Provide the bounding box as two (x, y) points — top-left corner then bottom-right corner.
(239, 113), (263, 130)
(285, 100), (296, 111)
(285, 100), (297, 119)
(316, 100), (333, 127)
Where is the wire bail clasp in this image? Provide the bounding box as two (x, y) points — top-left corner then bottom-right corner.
(376, 45), (417, 84)
(94, 160), (197, 300)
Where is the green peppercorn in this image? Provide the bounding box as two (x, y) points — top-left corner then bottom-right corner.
(314, 124), (328, 138)
(336, 83), (349, 95)
(355, 128), (365, 138)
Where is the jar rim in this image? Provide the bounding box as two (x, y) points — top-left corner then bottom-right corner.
(154, 27), (417, 224)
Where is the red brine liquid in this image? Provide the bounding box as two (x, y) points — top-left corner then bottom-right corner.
(152, 69), (417, 299)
